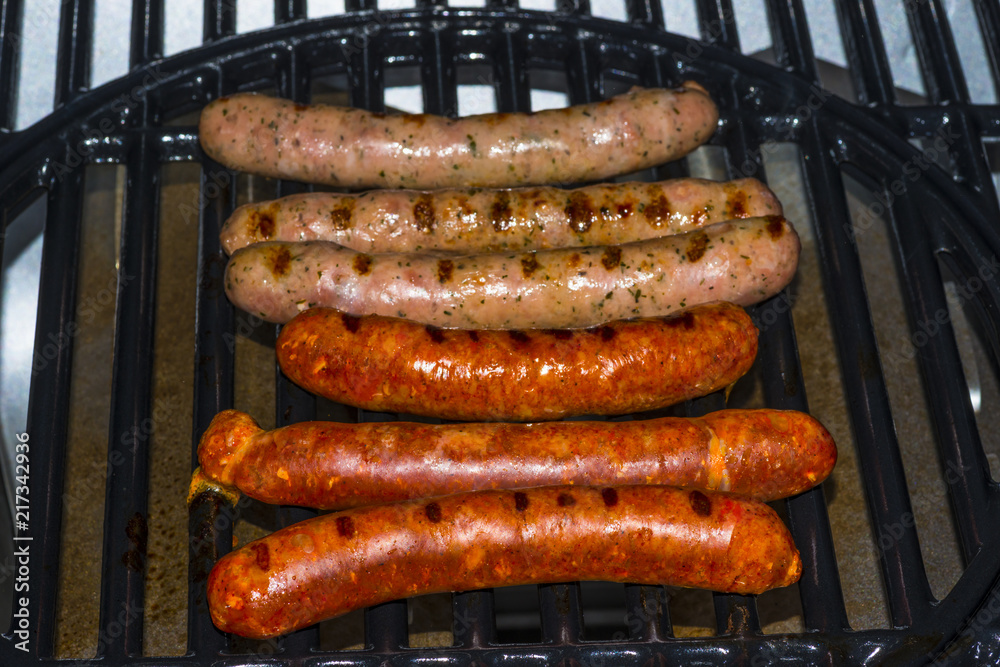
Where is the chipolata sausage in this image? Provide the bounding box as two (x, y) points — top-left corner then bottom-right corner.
(275, 302), (757, 421)
(197, 408), (837, 508)
(207, 485), (802, 638)
(224, 215), (800, 328)
(219, 178), (781, 255)
(198, 84), (719, 189)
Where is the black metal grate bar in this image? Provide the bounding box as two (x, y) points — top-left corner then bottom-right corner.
(54, 0), (94, 107)
(452, 590), (496, 648)
(834, 0), (895, 106)
(623, 585), (671, 640)
(763, 0), (819, 83)
(624, 0), (664, 29)
(17, 170), (87, 658)
(97, 133), (160, 660)
(905, 0), (969, 105)
(887, 193), (993, 564)
(0, 0), (22, 130)
(187, 155), (236, 658)
(974, 0), (1000, 96)
(756, 299), (851, 633)
(538, 583), (584, 644)
(800, 119), (935, 628)
(421, 29), (458, 117)
(274, 0), (307, 24)
(204, 0), (237, 43)
(130, 0), (164, 70)
(493, 34), (530, 113)
(364, 601), (408, 651)
(693, 0), (740, 51)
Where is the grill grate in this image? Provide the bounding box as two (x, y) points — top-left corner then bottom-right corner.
(2, 0), (1000, 664)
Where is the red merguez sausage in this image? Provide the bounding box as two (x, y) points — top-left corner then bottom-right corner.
(224, 215), (800, 327)
(275, 302), (757, 421)
(207, 485), (802, 638)
(198, 409), (837, 508)
(218, 177), (782, 255)
(198, 84), (719, 190)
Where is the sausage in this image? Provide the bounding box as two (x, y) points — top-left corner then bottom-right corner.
(275, 302), (757, 421)
(198, 84), (719, 189)
(225, 215), (800, 327)
(219, 177), (782, 255)
(207, 485), (802, 638)
(198, 409), (837, 508)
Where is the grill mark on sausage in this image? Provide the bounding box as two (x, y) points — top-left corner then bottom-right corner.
(766, 215), (786, 239)
(665, 312), (695, 329)
(546, 329), (574, 340)
(413, 193), (436, 233)
(437, 259), (455, 283)
(329, 198), (356, 231)
(557, 492), (576, 507)
(268, 246), (293, 278)
(514, 491), (529, 511)
(643, 189), (672, 228)
(617, 202), (633, 218)
(249, 203), (278, 241)
(341, 313), (361, 333)
(600, 326), (616, 341)
(521, 254), (540, 278)
(250, 543), (270, 571)
(685, 232), (710, 262)
(727, 189), (749, 218)
(567, 252), (582, 270)
(508, 331), (530, 345)
(565, 191), (596, 233)
(401, 114), (429, 128)
(689, 490), (712, 517)
(425, 502), (443, 523)
(491, 192), (514, 232)
(692, 208), (708, 227)
(335, 516), (355, 539)
(426, 325), (445, 343)
(467, 330), (479, 343)
(601, 247), (622, 271)
(602, 488), (619, 507)
(353, 254), (373, 276)
(293, 103), (308, 112)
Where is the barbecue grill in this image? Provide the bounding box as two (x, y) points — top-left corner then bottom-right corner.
(2, 0), (1000, 664)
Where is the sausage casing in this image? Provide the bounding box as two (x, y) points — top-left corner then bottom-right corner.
(275, 302), (757, 421)
(225, 215), (800, 327)
(219, 177), (782, 255)
(198, 84), (718, 189)
(207, 485), (802, 638)
(198, 408), (837, 508)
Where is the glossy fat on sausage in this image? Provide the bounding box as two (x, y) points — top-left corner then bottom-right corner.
(225, 215), (800, 327)
(207, 485), (802, 639)
(198, 409), (837, 508)
(219, 178), (782, 255)
(199, 84), (719, 189)
(275, 302), (756, 421)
